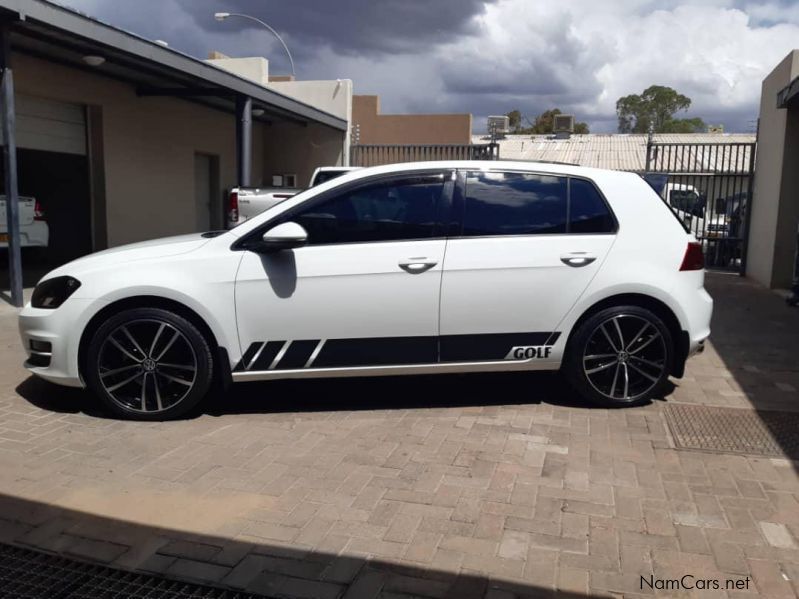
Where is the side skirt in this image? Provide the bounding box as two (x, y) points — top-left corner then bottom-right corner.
(231, 358), (561, 382)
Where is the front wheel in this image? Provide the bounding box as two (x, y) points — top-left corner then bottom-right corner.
(85, 307), (214, 420)
(563, 306), (673, 408)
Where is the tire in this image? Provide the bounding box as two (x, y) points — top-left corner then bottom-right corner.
(563, 305), (673, 408)
(85, 307), (214, 420)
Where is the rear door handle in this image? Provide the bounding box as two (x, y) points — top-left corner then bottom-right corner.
(399, 258), (437, 274)
(560, 252), (597, 267)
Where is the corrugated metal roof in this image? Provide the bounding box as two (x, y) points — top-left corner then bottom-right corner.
(474, 133), (756, 172)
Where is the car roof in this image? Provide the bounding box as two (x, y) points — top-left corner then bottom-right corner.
(341, 160), (632, 180)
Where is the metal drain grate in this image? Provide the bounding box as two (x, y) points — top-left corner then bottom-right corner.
(0, 542), (267, 599)
(665, 404), (799, 459)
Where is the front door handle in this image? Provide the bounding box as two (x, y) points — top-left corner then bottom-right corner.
(399, 258), (437, 274)
(560, 252), (597, 267)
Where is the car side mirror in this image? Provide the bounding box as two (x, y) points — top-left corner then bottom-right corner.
(254, 222), (308, 252)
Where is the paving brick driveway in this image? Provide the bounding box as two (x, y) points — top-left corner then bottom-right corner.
(0, 273), (798, 598)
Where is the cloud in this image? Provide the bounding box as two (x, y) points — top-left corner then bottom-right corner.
(60, 0), (799, 132)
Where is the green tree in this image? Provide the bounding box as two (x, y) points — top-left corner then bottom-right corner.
(505, 109), (523, 133)
(616, 85), (706, 133)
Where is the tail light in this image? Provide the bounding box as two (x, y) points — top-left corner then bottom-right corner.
(679, 241), (704, 271)
(228, 190), (239, 224)
(33, 199), (45, 221)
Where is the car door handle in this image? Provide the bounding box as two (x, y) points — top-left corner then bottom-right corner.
(398, 258), (437, 274)
(560, 252), (597, 267)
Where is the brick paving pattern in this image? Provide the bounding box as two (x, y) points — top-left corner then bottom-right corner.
(0, 273), (797, 598)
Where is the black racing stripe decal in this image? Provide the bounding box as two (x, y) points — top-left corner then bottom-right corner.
(234, 342), (263, 372)
(237, 332), (560, 371)
(274, 340), (320, 370)
(313, 336), (438, 368)
(440, 332), (555, 362)
(250, 340), (287, 371)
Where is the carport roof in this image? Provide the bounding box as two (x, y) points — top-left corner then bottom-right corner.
(0, 0), (348, 130)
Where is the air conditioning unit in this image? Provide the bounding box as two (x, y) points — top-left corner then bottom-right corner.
(553, 114), (575, 137)
(487, 115), (510, 139)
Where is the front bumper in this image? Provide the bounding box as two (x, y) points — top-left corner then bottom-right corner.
(18, 298), (98, 388)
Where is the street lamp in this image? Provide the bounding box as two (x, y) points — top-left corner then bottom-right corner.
(214, 12), (296, 78)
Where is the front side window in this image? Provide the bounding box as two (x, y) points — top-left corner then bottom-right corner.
(463, 172), (568, 236)
(291, 174), (445, 245)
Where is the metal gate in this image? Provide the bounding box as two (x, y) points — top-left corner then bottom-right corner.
(350, 143), (499, 167)
(645, 141), (756, 272)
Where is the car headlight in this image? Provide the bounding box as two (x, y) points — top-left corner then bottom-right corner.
(31, 276), (81, 309)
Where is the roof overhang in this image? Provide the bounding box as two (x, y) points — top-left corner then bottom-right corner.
(777, 75), (799, 109)
(0, 0), (348, 131)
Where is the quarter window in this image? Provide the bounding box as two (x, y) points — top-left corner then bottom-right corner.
(291, 174), (445, 245)
(569, 179), (615, 233)
(463, 172), (568, 236)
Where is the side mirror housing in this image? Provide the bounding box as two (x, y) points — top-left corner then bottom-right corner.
(252, 222), (308, 252)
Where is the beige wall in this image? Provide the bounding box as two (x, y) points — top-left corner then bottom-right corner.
(747, 51), (799, 288)
(205, 56), (269, 87)
(269, 79), (352, 165)
(353, 95), (472, 145)
(13, 54), (266, 247)
(262, 122), (345, 188)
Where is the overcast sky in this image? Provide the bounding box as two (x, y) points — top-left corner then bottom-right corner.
(60, 0), (799, 133)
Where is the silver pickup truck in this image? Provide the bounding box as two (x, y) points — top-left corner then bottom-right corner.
(227, 166), (359, 228)
(1, 195), (49, 250)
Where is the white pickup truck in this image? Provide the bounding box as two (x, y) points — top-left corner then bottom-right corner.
(227, 166), (360, 228)
(0, 195), (49, 250)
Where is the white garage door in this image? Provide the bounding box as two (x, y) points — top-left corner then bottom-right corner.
(0, 94), (86, 155)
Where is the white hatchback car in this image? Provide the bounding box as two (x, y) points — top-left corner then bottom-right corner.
(19, 161), (712, 420)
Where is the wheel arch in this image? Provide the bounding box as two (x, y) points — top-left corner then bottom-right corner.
(77, 295), (232, 387)
(564, 293), (689, 378)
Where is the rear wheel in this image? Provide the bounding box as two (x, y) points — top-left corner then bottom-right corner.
(563, 306), (673, 408)
(85, 307), (213, 420)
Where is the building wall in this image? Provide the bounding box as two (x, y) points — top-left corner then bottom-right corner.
(262, 122), (345, 188)
(268, 79), (352, 165)
(747, 51), (799, 288)
(205, 56), (269, 86)
(13, 53), (267, 247)
(352, 95), (472, 145)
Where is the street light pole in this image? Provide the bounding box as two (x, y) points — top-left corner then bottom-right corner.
(214, 12), (296, 78)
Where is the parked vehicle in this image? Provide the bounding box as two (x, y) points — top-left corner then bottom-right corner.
(227, 167), (361, 228)
(20, 160), (712, 420)
(309, 166), (360, 187)
(0, 195), (49, 251)
(227, 186), (298, 228)
(664, 183), (731, 239)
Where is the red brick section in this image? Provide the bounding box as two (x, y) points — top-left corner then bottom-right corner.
(0, 273), (797, 598)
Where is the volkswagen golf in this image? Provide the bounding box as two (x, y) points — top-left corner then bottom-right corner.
(19, 161), (713, 420)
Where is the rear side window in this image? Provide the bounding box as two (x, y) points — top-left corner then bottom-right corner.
(463, 172), (568, 236)
(569, 179), (615, 233)
(461, 172), (615, 236)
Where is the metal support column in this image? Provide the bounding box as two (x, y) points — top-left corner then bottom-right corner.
(0, 23), (22, 307)
(235, 95), (252, 187)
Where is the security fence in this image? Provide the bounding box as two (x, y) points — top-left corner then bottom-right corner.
(350, 143), (499, 167)
(645, 141), (756, 273)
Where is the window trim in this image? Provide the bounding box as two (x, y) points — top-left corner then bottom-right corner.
(451, 169), (618, 239)
(232, 169), (456, 251)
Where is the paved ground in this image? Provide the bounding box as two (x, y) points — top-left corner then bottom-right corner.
(0, 273), (798, 598)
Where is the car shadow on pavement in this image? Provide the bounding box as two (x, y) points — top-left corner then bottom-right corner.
(15, 370), (673, 420)
(0, 492), (603, 599)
